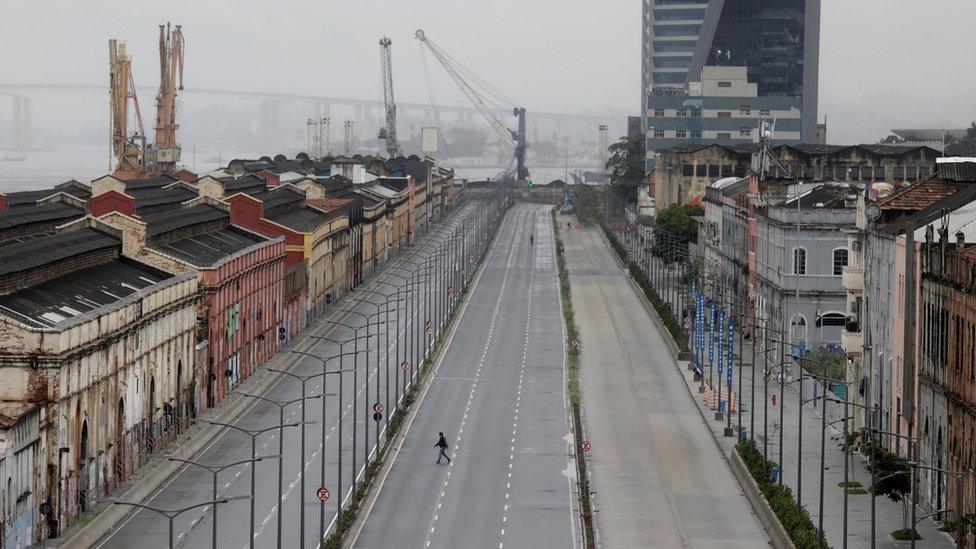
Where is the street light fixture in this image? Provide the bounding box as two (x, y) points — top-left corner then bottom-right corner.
(233, 391), (320, 549)
(166, 456), (273, 549)
(112, 496), (250, 549)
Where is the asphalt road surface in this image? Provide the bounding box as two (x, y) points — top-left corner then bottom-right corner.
(564, 223), (769, 548)
(96, 200), (495, 549)
(354, 204), (576, 549)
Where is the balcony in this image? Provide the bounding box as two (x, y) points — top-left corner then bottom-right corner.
(841, 329), (863, 355)
(842, 265), (863, 292)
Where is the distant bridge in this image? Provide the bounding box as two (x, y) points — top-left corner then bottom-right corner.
(0, 82), (626, 151)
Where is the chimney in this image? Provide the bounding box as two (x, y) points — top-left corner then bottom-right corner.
(0, 193), (7, 212)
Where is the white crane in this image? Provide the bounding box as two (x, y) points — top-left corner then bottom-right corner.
(378, 37), (400, 157)
(415, 29), (528, 180)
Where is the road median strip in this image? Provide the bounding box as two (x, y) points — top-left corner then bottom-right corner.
(552, 211), (595, 549)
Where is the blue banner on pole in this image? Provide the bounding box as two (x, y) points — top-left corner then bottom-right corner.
(717, 309), (725, 377)
(727, 318), (735, 387)
(708, 301), (715, 363)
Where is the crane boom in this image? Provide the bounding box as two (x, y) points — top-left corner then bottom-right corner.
(109, 39), (147, 179)
(415, 29), (528, 179)
(153, 22), (184, 172)
(378, 37), (400, 157)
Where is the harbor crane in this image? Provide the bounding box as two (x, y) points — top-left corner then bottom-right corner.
(377, 37), (400, 157)
(415, 29), (528, 180)
(109, 39), (148, 179)
(152, 23), (185, 172)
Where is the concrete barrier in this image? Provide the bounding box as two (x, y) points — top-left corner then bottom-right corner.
(728, 445), (797, 549)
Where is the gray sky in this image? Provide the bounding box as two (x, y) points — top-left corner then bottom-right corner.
(2, 0), (975, 143)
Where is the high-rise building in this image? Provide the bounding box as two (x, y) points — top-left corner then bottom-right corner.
(641, 0), (821, 170)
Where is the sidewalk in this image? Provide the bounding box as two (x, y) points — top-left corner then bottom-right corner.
(615, 229), (954, 549)
(563, 219), (768, 548)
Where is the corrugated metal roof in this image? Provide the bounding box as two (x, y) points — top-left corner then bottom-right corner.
(144, 204), (228, 237)
(152, 226), (266, 267)
(0, 228), (119, 277)
(0, 258), (169, 329)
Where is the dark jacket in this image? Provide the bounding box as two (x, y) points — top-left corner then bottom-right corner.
(436, 435), (448, 449)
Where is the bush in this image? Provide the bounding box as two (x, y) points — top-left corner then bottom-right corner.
(737, 439), (828, 549)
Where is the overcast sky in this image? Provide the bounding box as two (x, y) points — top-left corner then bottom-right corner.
(2, 0), (975, 143)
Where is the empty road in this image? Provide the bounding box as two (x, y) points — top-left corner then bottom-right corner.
(355, 204), (576, 549)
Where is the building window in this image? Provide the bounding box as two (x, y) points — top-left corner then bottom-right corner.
(893, 166), (905, 179)
(697, 163), (706, 176)
(793, 247), (807, 275)
(817, 312), (848, 327)
(833, 248), (849, 275)
(835, 165), (847, 180)
(740, 107), (752, 115)
(874, 166), (886, 181)
(676, 108), (687, 117)
(907, 166), (918, 180)
(920, 166), (931, 178)
(739, 128), (751, 137)
(760, 109), (771, 116)
(717, 112), (732, 118)
(717, 132), (731, 139)
(718, 81), (732, 88)
(721, 164), (733, 177)
(654, 130), (665, 138)
(690, 130), (702, 139)
(708, 165), (719, 177)
(683, 164), (694, 176)
(654, 108), (665, 117)
(676, 130), (687, 138)
(691, 107), (702, 117)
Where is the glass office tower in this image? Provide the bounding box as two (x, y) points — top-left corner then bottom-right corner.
(641, 0), (820, 165)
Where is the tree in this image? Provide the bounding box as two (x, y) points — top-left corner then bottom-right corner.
(945, 122), (976, 156)
(655, 204), (699, 242)
(605, 134), (646, 201)
(863, 442), (913, 534)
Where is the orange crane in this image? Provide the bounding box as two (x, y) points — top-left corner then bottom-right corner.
(152, 22), (184, 172)
(109, 38), (148, 179)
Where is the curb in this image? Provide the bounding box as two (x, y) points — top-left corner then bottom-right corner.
(58, 206), (475, 549)
(729, 450), (797, 549)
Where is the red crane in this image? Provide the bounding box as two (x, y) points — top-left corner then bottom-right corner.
(109, 39), (148, 180)
(152, 23), (184, 172)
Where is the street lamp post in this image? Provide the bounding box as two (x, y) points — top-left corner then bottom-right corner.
(908, 463), (966, 549)
(112, 496), (250, 549)
(234, 391), (321, 549)
(202, 419), (306, 549)
(291, 348), (364, 540)
(166, 456), (273, 549)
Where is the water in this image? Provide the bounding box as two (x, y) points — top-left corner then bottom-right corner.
(0, 145), (254, 192)
(0, 145), (599, 193)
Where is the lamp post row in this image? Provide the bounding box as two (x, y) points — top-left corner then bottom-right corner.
(113, 193), (505, 548)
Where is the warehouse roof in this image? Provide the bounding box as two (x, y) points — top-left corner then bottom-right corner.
(0, 203), (85, 233)
(0, 257), (170, 329)
(143, 203), (228, 237)
(152, 226), (266, 267)
(0, 228), (119, 277)
(4, 180), (91, 207)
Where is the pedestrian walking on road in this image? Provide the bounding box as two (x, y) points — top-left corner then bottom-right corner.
(529, 234), (534, 245)
(435, 432), (452, 464)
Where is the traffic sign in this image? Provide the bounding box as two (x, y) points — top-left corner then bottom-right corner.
(448, 286), (456, 297)
(425, 321), (434, 335)
(581, 440), (591, 452)
(373, 402), (384, 413)
(373, 411), (383, 422)
(469, 253), (474, 262)
(316, 487), (330, 501)
(401, 360), (410, 372)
